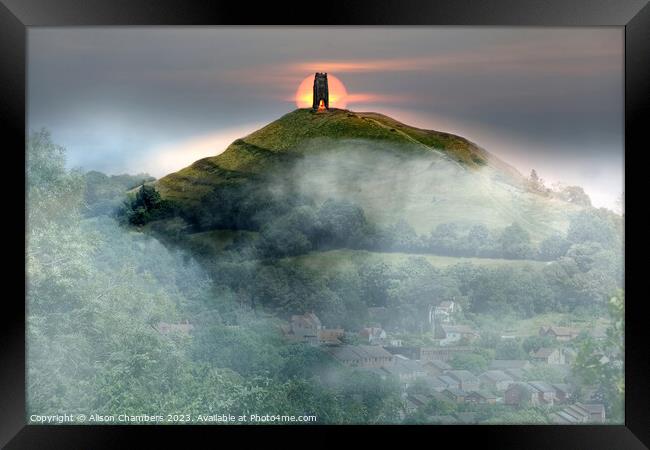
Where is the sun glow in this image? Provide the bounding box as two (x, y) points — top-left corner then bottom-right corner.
(295, 74), (348, 109)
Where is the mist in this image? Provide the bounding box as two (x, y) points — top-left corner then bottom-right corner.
(26, 130), (625, 424)
(269, 138), (583, 241)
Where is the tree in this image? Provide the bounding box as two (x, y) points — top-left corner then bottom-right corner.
(528, 169), (548, 193)
(466, 224), (497, 257)
(120, 183), (170, 226)
(567, 210), (617, 247)
(499, 223), (533, 259)
(522, 335), (555, 354)
(555, 185), (592, 207)
(449, 352), (490, 373)
(538, 234), (570, 260)
(359, 261), (393, 308)
(571, 290), (624, 422)
(428, 223), (461, 254)
(495, 340), (526, 360)
(316, 199), (368, 248)
(383, 219), (419, 252)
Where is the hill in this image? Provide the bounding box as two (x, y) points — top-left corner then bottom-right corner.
(155, 108), (583, 242)
(157, 108), (523, 201)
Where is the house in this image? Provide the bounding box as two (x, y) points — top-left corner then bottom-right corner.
(283, 313), (344, 345)
(550, 403), (606, 424)
(489, 359), (533, 371)
(443, 388), (467, 403)
(381, 355), (427, 387)
(527, 381), (557, 405)
(359, 327), (387, 345)
(384, 346), (422, 360)
(357, 367), (388, 380)
(550, 409), (587, 424)
(154, 320), (194, 335)
(479, 370), (514, 392)
(531, 347), (566, 365)
(550, 405), (589, 424)
(465, 390), (498, 405)
(407, 394), (429, 408)
(432, 300), (458, 323)
(439, 324), (480, 346)
(424, 376), (448, 392)
(422, 359), (451, 377)
(400, 393), (449, 419)
(552, 383), (572, 403)
(324, 345), (393, 368)
(437, 375), (461, 391)
(395, 355), (428, 379)
(539, 326), (580, 341)
(403, 398), (420, 416)
(387, 346), (479, 362)
(427, 391), (455, 403)
(503, 368), (526, 381)
(576, 403), (606, 422)
(318, 328), (345, 345)
(420, 346), (476, 362)
(446, 370), (480, 392)
(505, 382), (539, 407)
(291, 312), (322, 339)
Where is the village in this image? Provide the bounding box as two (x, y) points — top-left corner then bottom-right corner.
(273, 301), (612, 424)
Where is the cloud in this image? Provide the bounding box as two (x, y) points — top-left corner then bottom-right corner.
(275, 39), (621, 77)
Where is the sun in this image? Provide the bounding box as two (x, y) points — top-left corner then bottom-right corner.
(295, 74), (348, 109)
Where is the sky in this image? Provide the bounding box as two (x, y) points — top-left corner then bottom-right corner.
(28, 27), (624, 210)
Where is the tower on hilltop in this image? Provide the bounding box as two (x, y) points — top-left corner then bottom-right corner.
(312, 73), (329, 111)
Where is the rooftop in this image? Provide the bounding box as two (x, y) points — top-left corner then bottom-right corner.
(527, 381), (555, 393)
(540, 326), (579, 336)
(532, 347), (557, 358)
(480, 370), (514, 383)
(576, 403), (606, 415)
(424, 360), (451, 371)
(446, 370), (479, 382)
(324, 344), (393, 362)
(444, 388), (467, 397)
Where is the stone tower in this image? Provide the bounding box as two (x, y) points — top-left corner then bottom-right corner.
(312, 72), (329, 111)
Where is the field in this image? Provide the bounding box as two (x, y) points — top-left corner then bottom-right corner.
(281, 248), (548, 272)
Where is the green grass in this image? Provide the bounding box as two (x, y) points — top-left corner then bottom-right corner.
(157, 108), (497, 202)
(280, 248), (548, 274)
(481, 312), (611, 338)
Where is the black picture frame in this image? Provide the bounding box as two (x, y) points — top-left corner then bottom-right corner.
(2, 0), (646, 447)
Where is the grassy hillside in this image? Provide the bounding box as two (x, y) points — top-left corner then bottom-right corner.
(280, 249), (548, 272)
(155, 108), (585, 243)
(157, 108), (515, 202)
